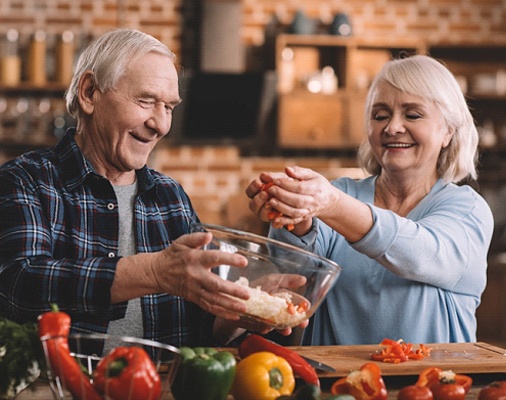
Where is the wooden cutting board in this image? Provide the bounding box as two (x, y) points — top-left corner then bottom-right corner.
(286, 342), (506, 378)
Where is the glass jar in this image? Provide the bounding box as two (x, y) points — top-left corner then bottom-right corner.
(27, 29), (47, 86)
(0, 29), (21, 86)
(56, 30), (75, 85)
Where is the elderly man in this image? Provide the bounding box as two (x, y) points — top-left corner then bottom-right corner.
(0, 29), (250, 351)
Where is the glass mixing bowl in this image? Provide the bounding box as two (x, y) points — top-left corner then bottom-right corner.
(190, 223), (341, 331)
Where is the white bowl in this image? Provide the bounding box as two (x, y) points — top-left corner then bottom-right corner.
(191, 223), (341, 331)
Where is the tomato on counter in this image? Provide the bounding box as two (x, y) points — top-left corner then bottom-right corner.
(478, 380), (506, 400)
(397, 385), (433, 400)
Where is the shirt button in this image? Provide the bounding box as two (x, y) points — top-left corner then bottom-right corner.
(107, 203), (115, 210)
(108, 252), (115, 258)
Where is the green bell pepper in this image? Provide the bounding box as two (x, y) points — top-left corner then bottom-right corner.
(171, 347), (236, 400)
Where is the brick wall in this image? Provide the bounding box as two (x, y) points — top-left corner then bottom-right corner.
(241, 0), (506, 46)
(0, 0), (183, 60)
(1, 0), (505, 229)
(2, 0), (504, 71)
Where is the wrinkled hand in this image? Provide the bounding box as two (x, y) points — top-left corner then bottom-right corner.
(152, 232), (250, 320)
(245, 171), (288, 224)
(246, 167), (338, 234)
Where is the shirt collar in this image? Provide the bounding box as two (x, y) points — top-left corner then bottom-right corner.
(56, 128), (155, 192)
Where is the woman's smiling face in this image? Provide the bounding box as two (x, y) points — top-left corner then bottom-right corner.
(367, 81), (453, 180)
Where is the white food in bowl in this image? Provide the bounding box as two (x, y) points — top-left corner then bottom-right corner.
(235, 277), (308, 326)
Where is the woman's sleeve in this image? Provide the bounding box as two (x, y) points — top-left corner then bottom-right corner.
(351, 186), (493, 290)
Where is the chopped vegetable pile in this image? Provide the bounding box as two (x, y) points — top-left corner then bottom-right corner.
(370, 338), (431, 363)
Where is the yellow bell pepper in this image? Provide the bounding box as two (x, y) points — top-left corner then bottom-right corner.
(232, 351), (295, 400)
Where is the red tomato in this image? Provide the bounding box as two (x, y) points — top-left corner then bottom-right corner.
(397, 385), (434, 400)
(430, 383), (466, 400)
(478, 381), (506, 400)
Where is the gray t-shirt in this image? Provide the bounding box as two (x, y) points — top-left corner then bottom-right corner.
(103, 181), (143, 354)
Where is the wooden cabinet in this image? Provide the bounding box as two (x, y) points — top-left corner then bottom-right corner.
(275, 34), (425, 149)
(278, 92), (346, 148)
(275, 35), (506, 151)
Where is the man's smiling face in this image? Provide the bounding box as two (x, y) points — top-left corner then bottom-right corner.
(85, 52), (181, 176)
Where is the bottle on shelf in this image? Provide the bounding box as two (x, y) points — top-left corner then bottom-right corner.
(27, 29), (47, 86)
(0, 29), (21, 87)
(56, 30), (75, 85)
(278, 47), (295, 94)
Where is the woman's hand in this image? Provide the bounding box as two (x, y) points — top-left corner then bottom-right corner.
(246, 167), (339, 235)
(245, 171), (289, 224)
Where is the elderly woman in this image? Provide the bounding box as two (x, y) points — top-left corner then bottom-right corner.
(230, 54), (494, 346)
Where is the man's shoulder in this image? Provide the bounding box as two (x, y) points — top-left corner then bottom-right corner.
(0, 147), (57, 179)
(146, 168), (182, 188)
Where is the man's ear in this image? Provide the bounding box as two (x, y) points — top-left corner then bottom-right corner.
(77, 71), (96, 115)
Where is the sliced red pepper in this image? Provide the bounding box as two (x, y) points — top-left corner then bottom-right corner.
(238, 334), (320, 387)
(330, 362), (388, 400)
(370, 338), (431, 363)
(261, 182), (295, 231)
(93, 346), (162, 400)
(38, 304), (102, 400)
(416, 367), (472, 394)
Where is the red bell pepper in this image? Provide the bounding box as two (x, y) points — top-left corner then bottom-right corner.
(330, 362), (388, 400)
(238, 334), (320, 387)
(416, 367), (472, 395)
(93, 346), (162, 400)
(38, 304), (102, 400)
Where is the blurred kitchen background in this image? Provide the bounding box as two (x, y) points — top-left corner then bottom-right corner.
(1, 0), (506, 345)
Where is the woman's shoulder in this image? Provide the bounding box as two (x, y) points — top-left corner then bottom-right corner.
(428, 180), (493, 219)
(433, 179), (487, 202)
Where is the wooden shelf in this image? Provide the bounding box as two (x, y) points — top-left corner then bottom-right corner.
(275, 35), (506, 151)
(275, 35), (425, 150)
(0, 83), (67, 93)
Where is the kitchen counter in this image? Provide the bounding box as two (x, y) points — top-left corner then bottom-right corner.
(15, 375), (506, 400)
(16, 342), (506, 399)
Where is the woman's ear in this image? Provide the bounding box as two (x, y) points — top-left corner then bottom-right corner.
(442, 127), (454, 149)
(77, 71), (96, 115)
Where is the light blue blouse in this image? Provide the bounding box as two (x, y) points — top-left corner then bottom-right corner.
(271, 176), (494, 345)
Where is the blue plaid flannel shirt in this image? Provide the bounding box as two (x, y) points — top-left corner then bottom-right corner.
(0, 128), (215, 348)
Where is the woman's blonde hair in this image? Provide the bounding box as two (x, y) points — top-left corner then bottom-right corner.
(357, 54), (479, 183)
